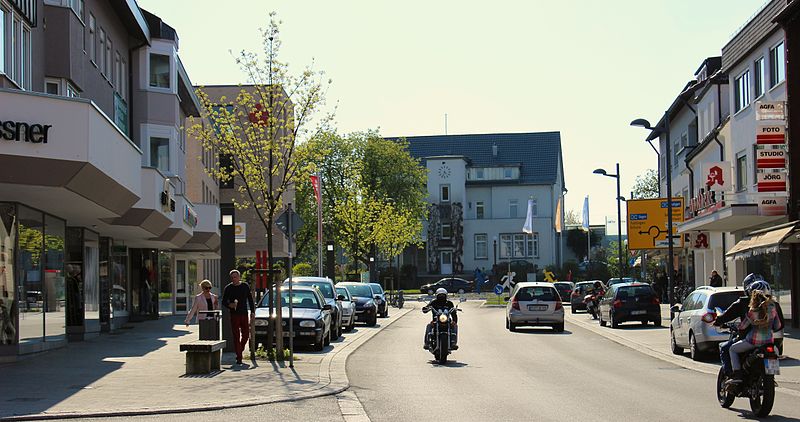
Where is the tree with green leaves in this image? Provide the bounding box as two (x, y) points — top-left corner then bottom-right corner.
(187, 12), (332, 356)
(632, 169), (659, 199)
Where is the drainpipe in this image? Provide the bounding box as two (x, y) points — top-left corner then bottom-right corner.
(714, 82), (728, 282)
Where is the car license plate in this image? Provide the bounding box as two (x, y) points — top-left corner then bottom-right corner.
(631, 310), (646, 315)
(528, 305), (547, 311)
(765, 358), (780, 375)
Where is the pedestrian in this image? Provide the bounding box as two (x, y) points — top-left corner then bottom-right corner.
(222, 269), (255, 365)
(709, 270), (723, 287)
(185, 279), (219, 326)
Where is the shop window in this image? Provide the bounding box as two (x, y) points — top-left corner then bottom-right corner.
(17, 205), (43, 344)
(0, 203), (17, 345)
(149, 53), (170, 88)
(150, 137), (170, 172)
(43, 214), (65, 341)
(111, 243), (128, 319)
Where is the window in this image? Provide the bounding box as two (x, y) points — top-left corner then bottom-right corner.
(736, 153), (747, 191)
(88, 14), (95, 63)
(441, 224), (452, 240)
(476, 168), (484, 179)
(45, 80), (59, 95)
(529, 199), (537, 216)
(150, 137), (170, 172)
(440, 184), (450, 202)
(98, 28), (105, 73)
(474, 234), (488, 259)
(509, 199), (518, 218)
(527, 233), (539, 257)
(680, 132), (688, 149)
(770, 41), (785, 88)
(120, 59), (127, 99)
(21, 26), (29, 89)
(476, 201), (485, 219)
(11, 16), (18, 81)
(0, 8), (5, 74)
(673, 140), (680, 168)
(734, 70), (750, 112)
(106, 37), (112, 81)
(65, 82), (79, 98)
(115, 52), (120, 89)
(754, 57), (765, 98)
(150, 53), (170, 88)
(503, 168), (513, 179)
(500, 234), (513, 258)
(513, 234), (525, 257)
(71, 0), (84, 19)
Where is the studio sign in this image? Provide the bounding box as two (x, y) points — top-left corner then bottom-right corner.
(0, 120), (52, 143)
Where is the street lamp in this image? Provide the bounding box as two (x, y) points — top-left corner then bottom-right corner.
(593, 164), (624, 280)
(631, 114), (676, 319)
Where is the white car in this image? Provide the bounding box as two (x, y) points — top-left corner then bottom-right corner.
(506, 282), (565, 332)
(336, 286), (356, 332)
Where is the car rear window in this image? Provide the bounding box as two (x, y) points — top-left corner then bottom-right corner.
(616, 285), (654, 298)
(708, 291), (743, 311)
(370, 284), (384, 294)
(516, 287), (558, 301)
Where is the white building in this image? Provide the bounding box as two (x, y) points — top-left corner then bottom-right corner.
(402, 132), (565, 278)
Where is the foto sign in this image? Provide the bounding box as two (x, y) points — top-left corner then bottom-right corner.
(627, 198), (684, 250)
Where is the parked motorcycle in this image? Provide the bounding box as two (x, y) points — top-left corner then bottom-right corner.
(583, 293), (599, 319)
(707, 316), (779, 417)
(423, 304), (461, 364)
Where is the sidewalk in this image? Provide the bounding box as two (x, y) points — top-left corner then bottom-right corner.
(565, 304), (800, 395)
(0, 309), (411, 421)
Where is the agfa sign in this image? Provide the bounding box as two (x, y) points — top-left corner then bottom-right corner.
(756, 101), (786, 121)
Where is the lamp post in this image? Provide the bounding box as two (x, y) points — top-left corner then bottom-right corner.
(593, 164), (624, 280)
(493, 236), (498, 266)
(631, 113), (676, 320)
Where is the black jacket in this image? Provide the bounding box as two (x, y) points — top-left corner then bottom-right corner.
(424, 298), (457, 323)
(714, 296), (785, 333)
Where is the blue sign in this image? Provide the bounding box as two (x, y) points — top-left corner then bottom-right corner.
(494, 284), (504, 295)
(630, 213), (648, 221)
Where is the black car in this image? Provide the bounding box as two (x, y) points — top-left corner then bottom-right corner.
(553, 282), (574, 303)
(419, 277), (473, 295)
(598, 282), (661, 328)
(254, 286), (333, 351)
(337, 282), (378, 326)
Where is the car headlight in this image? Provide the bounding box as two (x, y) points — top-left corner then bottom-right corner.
(366, 300), (374, 307)
(254, 319), (268, 326)
(438, 314), (448, 323)
(299, 320), (316, 328)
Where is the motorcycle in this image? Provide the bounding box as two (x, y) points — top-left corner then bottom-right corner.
(423, 304), (460, 364)
(583, 293), (599, 319)
(397, 291), (405, 309)
(706, 315), (779, 417)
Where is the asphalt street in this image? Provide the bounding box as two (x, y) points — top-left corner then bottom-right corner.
(347, 301), (800, 422)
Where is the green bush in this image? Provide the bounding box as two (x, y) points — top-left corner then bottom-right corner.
(293, 262), (314, 277)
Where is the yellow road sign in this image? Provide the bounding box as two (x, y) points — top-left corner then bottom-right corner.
(627, 198), (684, 250)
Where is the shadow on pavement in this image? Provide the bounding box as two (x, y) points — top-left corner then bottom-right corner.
(428, 360), (469, 368)
(602, 324), (668, 331)
(730, 407), (798, 421)
(512, 328), (573, 335)
(0, 316), (187, 418)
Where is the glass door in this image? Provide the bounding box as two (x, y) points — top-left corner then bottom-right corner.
(441, 251), (453, 275)
(174, 260), (189, 314)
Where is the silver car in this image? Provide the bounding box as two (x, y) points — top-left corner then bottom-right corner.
(285, 277), (344, 339)
(336, 286), (356, 332)
(669, 286), (784, 361)
(505, 282), (565, 332)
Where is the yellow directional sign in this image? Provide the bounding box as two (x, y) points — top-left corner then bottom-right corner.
(627, 198), (684, 250)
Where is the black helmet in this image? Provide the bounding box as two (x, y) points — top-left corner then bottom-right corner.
(593, 281), (602, 289)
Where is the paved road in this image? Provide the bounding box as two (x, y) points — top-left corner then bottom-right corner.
(348, 301), (800, 422)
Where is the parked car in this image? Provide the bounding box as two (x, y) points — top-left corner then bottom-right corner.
(368, 283), (388, 318)
(335, 286), (356, 332)
(419, 278), (473, 295)
(607, 277), (638, 287)
(285, 277), (344, 339)
(337, 282), (378, 326)
(598, 282), (661, 328)
(254, 285), (333, 351)
(570, 281), (604, 313)
(505, 282), (564, 332)
(669, 286), (784, 361)
(552, 282), (574, 302)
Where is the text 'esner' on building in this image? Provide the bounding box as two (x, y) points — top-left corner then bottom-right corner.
(0, 0), (221, 360)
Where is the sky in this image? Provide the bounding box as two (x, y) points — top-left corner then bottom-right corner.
(138, 0), (766, 223)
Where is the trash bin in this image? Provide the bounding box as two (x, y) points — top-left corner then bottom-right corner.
(198, 310), (221, 340)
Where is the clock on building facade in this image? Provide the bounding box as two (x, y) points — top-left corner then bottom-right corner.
(438, 165), (451, 179)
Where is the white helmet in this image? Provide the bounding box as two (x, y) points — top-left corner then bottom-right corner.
(435, 288), (448, 298)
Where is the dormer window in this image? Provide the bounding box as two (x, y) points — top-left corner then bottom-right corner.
(503, 168), (513, 179)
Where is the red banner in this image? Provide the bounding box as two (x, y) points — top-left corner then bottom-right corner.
(310, 175), (321, 205)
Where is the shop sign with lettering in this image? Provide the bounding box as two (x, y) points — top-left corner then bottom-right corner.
(757, 170), (787, 192)
(756, 101), (786, 121)
(0, 120), (52, 143)
(758, 196), (788, 216)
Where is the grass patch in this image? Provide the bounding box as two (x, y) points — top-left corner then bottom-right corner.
(484, 295), (507, 306)
(249, 346), (298, 361)
(386, 289), (421, 295)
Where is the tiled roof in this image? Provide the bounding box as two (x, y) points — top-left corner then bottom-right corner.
(393, 132), (562, 184)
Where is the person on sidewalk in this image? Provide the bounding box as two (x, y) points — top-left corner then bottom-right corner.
(222, 270), (255, 365)
(709, 270), (723, 288)
(728, 289), (780, 383)
(185, 280), (219, 326)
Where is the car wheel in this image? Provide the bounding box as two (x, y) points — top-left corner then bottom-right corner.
(641, 320), (648, 326)
(509, 322), (518, 332)
(457, 288), (465, 294)
(324, 329), (331, 346)
(689, 332), (702, 361)
(336, 322), (343, 339)
(554, 323), (564, 333)
(599, 312), (607, 327)
(653, 318), (662, 327)
(314, 335), (325, 352)
(571, 307), (576, 314)
(671, 328), (684, 355)
(368, 316), (377, 327)
(505, 318), (510, 330)
(611, 312), (619, 329)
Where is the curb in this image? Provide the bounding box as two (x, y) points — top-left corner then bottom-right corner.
(566, 314), (800, 398)
(1, 307), (415, 421)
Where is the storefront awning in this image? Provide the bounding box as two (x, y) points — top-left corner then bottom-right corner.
(726, 221), (800, 260)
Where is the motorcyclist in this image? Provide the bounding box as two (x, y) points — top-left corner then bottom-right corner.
(713, 274), (785, 375)
(423, 288), (458, 350)
(397, 290), (405, 308)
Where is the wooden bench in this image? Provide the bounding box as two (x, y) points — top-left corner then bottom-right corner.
(179, 340), (226, 375)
